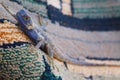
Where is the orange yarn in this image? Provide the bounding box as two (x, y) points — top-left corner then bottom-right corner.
(0, 21), (31, 45)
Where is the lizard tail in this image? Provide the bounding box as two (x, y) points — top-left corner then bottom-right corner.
(53, 48), (116, 66)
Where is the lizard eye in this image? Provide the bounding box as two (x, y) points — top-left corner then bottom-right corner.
(23, 16), (30, 21)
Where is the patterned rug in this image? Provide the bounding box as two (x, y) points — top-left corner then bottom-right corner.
(71, 0), (120, 18)
(0, 19), (62, 80)
(11, 0), (120, 31)
(10, 0), (48, 17)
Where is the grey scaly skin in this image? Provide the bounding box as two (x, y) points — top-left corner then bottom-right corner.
(16, 9), (118, 66)
(38, 34), (106, 66)
(16, 9), (44, 46)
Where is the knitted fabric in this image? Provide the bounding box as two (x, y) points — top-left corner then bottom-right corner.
(47, 0), (120, 31)
(71, 0), (120, 18)
(12, 0), (120, 19)
(0, 44), (45, 79)
(0, 20), (62, 80)
(10, 0), (48, 17)
(0, 20), (45, 79)
(0, 20), (31, 45)
(47, 5), (120, 31)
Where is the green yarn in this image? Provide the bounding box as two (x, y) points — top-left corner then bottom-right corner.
(40, 56), (62, 80)
(72, 0), (109, 3)
(0, 44), (62, 80)
(72, 0), (120, 18)
(0, 44), (45, 79)
(11, 0), (48, 17)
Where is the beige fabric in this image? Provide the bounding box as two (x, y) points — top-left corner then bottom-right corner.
(62, 0), (71, 4)
(45, 20), (120, 65)
(47, 0), (61, 9)
(62, 3), (72, 15)
(0, 4), (17, 23)
(62, 11), (72, 16)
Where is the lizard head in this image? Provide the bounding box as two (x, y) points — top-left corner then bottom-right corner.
(16, 9), (33, 30)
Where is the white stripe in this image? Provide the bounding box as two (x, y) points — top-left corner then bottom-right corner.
(62, 0), (71, 4)
(62, 2), (72, 15)
(47, 0), (61, 9)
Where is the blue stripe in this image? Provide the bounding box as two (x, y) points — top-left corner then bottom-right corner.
(0, 42), (31, 48)
(47, 5), (120, 31)
(86, 57), (120, 61)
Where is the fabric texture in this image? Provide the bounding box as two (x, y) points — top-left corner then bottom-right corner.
(0, 44), (45, 79)
(0, 20), (62, 80)
(11, 0), (48, 17)
(71, 0), (120, 18)
(47, 5), (120, 31)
